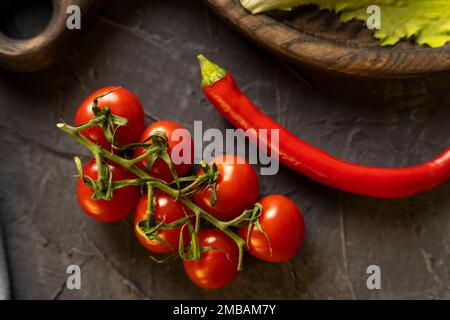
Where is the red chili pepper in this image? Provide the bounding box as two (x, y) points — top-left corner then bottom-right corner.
(197, 55), (450, 199)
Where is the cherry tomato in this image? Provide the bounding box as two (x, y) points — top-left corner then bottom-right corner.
(77, 159), (140, 223)
(134, 190), (193, 254)
(193, 155), (259, 221)
(183, 229), (239, 289)
(133, 121), (193, 182)
(75, 87), (144, 149)
(239, 194), (305, 263)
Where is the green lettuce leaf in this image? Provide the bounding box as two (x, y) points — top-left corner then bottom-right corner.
(240, 0), (450, 47)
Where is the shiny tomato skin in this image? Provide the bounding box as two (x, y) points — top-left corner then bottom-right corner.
(134, 190), (192, 254)
(133, 121), (193, 182)
(75, 87), (144, 149)
(183, 229), (239, 289)
(77, 159), (140, 223)
(193, 155), (259, 221)
(239, 194), (305, 263)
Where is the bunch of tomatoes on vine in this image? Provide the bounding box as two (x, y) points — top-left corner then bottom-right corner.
(58, 86), (306, 289)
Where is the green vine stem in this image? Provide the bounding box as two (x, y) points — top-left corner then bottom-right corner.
(57, 118), (249, 271)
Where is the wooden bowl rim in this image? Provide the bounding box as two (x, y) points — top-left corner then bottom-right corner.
(205, 0), (450, 77)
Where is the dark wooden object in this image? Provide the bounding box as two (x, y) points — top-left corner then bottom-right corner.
(0, 0), (96, 72)
(204, 0), (450, 77)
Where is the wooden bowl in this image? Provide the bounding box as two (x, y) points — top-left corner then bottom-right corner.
(0, 0), (97, 72)
(204, 0), (450, 77)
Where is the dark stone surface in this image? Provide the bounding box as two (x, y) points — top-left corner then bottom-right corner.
(0, 0), (449, 299)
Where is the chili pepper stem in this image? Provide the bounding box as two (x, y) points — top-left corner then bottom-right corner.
(57, 118), (247, 271)
(197, 55), (227, 88)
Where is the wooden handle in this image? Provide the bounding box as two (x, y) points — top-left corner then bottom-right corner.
(0, 0), (96, 72)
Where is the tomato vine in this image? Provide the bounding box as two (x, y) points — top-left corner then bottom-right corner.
(57, 108), (264, 271)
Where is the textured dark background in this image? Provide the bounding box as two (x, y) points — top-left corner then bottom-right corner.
(0, 0), (449, 299)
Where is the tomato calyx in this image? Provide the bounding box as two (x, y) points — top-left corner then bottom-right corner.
(178, 223), (220, 263)
(135, 184), (190, 251)
(179, 161), (220, 201)
(218, 202), (272, 258)
(243, 203), (273, 258)
(121, 131), (182, 190)
(90, 88), (130, 149)
(74, 156), (116, 201)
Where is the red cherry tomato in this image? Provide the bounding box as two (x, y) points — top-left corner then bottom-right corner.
(75, 87), (144, 149)
(77, 159), (140, 223)
(239, 194), (305, 263)
(133, 121), (193, 182)
(193, 154), (259, 221)
(183, 229), (239, 289)
(134, 190), (193, 254)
